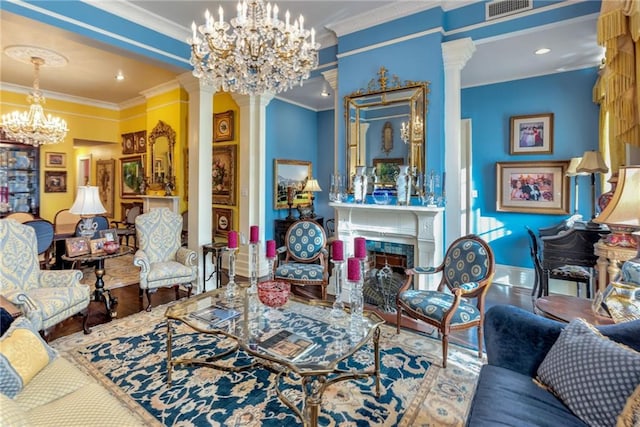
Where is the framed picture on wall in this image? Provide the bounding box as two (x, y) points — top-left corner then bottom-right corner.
(213, 110), (234, 142)
(214, 208), (233, 237)
(44, 171), (67, 193)
(212, 145), (236, 205)
(96, 159), (115, 217)
(120, 156), (144, 198)
(373, 157), (403, 186)
(496, 160), (569, 214)
(509, 113), (554, 155)
(45, 152), (66, 168)
(134, 130), (147, 153)
(273, 159), (312, 209)
(122, 133), (135, 155)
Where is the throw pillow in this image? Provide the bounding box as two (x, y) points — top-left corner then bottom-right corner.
(0, 308), (15, 336)
(0, 317), (57, 398)
(537, 318), (640, 427)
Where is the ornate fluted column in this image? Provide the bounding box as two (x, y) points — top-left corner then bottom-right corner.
(442, 38), (475, 245)
(176, 72), (215, 294)
(322, 69), (339, 172)
(231, 93), (275, 278)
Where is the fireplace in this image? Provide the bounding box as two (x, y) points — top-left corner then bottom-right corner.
(329, 202), (444, 290)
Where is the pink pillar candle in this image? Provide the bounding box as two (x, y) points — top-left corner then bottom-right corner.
(354, 237), (367, 259)
(347, 257), (361, 281)
(332, 240), (344, 261)
(266, 240), (276, 258)
(228, 231), (238, 249)
(250, 225), (259, 243)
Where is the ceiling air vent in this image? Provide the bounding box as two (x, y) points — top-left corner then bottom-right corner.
(486, 0), (532, 21)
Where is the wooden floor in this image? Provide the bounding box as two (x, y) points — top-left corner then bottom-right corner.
(47, 282), (535, 347)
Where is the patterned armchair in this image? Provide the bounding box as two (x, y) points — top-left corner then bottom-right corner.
(0, 219), (91, 335)
(134, 208), (197, 310)
(274, 220), (329, 300)
(396, 234), (495, 368)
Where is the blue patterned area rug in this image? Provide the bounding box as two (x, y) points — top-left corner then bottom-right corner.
(51, 301), (483, 426)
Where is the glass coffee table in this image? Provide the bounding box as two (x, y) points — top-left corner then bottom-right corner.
(165, 286), (385, 427)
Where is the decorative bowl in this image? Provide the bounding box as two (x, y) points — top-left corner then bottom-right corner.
(258, 280), (291, 308)
(103, 241), (119, 254)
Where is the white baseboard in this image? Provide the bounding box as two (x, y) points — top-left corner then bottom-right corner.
(495, 264), (580, 297)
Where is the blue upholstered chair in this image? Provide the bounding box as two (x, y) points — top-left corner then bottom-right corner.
(0, 219), (91, 335)
(274, 220), (329, 300)
(134, 208), (197, 310)
(396, 234), (495, 367)
(23, 219), (55, 269)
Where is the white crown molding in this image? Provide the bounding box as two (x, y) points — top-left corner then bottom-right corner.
(337, 27), (442, 59)
(0, 81), (120, 111)
(139, 80), (181, 99)
(118, 96), (146, 110)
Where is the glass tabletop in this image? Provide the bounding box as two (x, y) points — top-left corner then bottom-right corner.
(165, 287), (384, 372)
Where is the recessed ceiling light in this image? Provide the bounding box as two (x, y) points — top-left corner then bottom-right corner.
(115, 71), (125, 81)
(535, 48), (551, 55)
(321, 89), (330, 97)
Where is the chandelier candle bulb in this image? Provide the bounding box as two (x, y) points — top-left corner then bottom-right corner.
(348, 257), (361, 281)
(354, 237), (367, 259)
(332, 240), (344, 261)
(266, 240), (276, 258)
(250, 225), (259, 244)
(228, 231), (238, 249)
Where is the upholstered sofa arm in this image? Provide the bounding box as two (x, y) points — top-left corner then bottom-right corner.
(176, 247), (197, 267)
(484, 305), (564, 378)
(39, 269), (83, 287)
(133, 250), (150, 274)
(1, 290), (38, 311)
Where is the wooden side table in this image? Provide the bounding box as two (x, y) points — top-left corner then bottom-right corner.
(0, 295), (22, 319)
(594, 241), (636, 292)
(535, 295), (614, 325)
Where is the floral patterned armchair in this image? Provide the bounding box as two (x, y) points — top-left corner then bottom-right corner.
(0, 219), (91, 335)
(396, 234), (495, 368)
(274, 220), (328, 299)
(134, 208), (197, 310)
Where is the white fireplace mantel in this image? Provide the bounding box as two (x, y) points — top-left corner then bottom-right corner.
(330, 202), (444, 289)
(140, 195), (180, 215)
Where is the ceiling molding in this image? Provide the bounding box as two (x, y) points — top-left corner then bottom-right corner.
(0, 81), (121, 111)
(139, 80), (181, 99)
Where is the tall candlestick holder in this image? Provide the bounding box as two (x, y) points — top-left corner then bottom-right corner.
(349, 276), (364, 342)
(225, 247), (238, 300)
(267, 255), (276, 281)
(247, 241), (260, 315)
(331, 260), (346, 318)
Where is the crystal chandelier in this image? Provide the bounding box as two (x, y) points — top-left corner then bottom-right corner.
(2, 56), (68, 146)
(189, 0), (320, 95)
(400, 117), (423, 144)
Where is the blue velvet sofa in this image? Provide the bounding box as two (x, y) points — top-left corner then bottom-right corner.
(466, 304), (640, 426)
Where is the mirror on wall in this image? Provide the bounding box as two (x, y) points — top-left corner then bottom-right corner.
(345, 67), (429, 191)
(148, 120), (176, 191)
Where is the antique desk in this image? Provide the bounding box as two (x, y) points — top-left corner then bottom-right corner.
(594, 241), (637, 292)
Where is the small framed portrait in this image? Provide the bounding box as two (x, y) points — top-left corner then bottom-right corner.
(122, 133), (135, 155)
(510, 113), (554, 155)
(44, 171), (67, 193)
(214, 208), (233, 237)
(45, 152), (66, 168)
(90, 238), (107, 255)
(99, 228), (119, 243)
(134, 130), (147, 153)
(213, 110), (234, 142)
(65, 237), (90, 257)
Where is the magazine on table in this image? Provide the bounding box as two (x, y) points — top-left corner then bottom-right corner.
(189, 306), (240, 326)
(258, 330), (317, 361)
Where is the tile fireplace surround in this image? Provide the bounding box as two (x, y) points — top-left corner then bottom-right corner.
(330, 202), (444, 290)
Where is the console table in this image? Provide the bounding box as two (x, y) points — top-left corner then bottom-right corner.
(594, 241), (637, 292)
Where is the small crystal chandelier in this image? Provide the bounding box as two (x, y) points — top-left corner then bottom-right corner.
(189, 0), (320, 95)
(400, 116), (424, 144)
(2, 53), (68, 146)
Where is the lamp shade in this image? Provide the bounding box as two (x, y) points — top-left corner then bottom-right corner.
(576, 151), (609, 174)
(303, 178), (322, 193)
(69, 186), (106, 216)
(594, 166), (640, 228)
(566, 157), (589, 177)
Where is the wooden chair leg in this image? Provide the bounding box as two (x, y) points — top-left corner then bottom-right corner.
(476, 325), (483, 358)
(442, 333), (449, 368)
(396, 306), (402, 334)
(145, 289), (153, 312)
(174, 285), (180, 300)
(82, 308), (91, 335)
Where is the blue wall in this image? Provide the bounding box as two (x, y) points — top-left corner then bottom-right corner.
(462, 67), (601, 268)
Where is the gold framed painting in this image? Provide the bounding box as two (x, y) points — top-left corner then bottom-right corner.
(96, 159), (115, 218)
(214, 208), (233, 237)
(496, 160), (569, 214)
(120, 156), (144, 198)
(214, 110), (234, 142)
(274, 159), (312, 209)
(44, 171), (67, 193)
(212, 145), (236, 205)
(45, 152), (66, 168)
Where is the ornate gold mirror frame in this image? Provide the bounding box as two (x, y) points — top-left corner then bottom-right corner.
(148, 120), (176, 191)
(344, 67), (429, 191)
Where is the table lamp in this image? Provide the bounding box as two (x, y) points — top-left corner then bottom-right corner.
(565, 156), (588, 216)
(70, 186), (106, 238)
(302, 178), (322, 218)
(593, 165), (640, 248)
(576, 150), (608, 226)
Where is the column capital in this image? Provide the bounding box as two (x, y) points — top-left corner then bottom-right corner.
(321, 69), (338, 91)
(442, 38), (476, 71)
(176, 72), (216, 95)
(232, 92), (275, 109)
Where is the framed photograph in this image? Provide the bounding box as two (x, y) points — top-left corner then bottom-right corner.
(212, 145), (236, 205)
(65, 237), (90, 257)
(214, 208), (233, 237)
(274, 159), (312, 209)
(134, 130), (147, 154)
(496, 160), (569, 214)
(96, 159), (115, 218)
(214, 110), (234, 142)
(373, 157), (404, 186)
(77, 154), (91, 187)
(122, 133), (135, 155)
(120, 156), (144, 198)
(90, 238), (107, 255)
(44, 171), (67, 193)
(45, 152), (66, 168)
(99, 228), (119, 243)
(510, 113), (554, 155)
